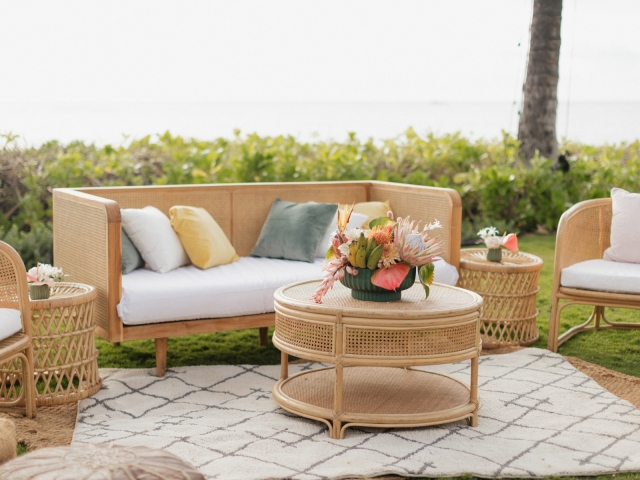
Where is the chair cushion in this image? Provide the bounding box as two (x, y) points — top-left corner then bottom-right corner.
(561, 259), (640, 295)
(116, 257), (460, 325)
(121, 206), (190, 274)
(0, 309), (22, 342)
(169, 206), (239, 269)
(251, 199), (337, 263)
(603, 187), (640, 264)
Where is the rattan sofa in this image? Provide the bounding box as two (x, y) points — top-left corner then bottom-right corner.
(52, 181), (462, 375)
(548, 198), (640, 352)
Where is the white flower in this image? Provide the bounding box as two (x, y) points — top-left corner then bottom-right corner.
(338, 243), (351, 256)
(26, 263), (66, 285)
(477, 226), (499, 239)
(423, 220), (442, 231)
(343, 228), (364, 243)
(485, 236), (503, 249)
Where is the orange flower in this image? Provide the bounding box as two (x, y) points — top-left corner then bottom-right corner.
(368, 225), (393, 246)
(336, 204), (354, 233)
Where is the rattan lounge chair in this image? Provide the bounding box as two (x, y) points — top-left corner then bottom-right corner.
(548, 198), (640, 352)
(0, 241), (36, 418)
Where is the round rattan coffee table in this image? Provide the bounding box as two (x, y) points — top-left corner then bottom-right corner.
(458, 249), (543, 349)
(0, 283), (101, 407)
(272, 281), (483, 439)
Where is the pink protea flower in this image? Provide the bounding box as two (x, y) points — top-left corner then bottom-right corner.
(394, 216), (443, 267)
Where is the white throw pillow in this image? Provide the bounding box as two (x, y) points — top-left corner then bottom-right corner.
(121, 206), (190, 273)
(603, 188), (640, 264)
(315, 211), (369, 258)
(0, 308), (22, 341)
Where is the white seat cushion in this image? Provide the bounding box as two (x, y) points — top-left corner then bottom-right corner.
(117, 257), (460, 326)
(561, 259), (640, 295)
(0, 308), (23, 341)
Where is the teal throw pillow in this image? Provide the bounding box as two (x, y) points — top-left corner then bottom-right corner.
(122, 228), (144, 274)
(251, 199), (337, 263)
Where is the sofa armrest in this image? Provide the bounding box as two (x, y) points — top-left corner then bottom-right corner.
(53, 188), (123, 342)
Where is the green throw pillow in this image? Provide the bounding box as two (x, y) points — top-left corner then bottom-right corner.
(122, 228), (144, 274)
(251, 199), (337, 263)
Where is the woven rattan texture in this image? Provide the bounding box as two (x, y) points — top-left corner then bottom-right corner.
(0, 251), (19, 309)
(0, 283), (101, 406)
(274, 313), (334, 354)
(371, 185), (452, 263)
(53, 195), (109, 332)
(280, 366), (469, 414)
(280, 281), (481, 317)
(459, 250), (542, 348)
(559, 201), (612, 270)
(95, 188), (233, 241)
(344, 323), (477, 356)
(232, 185), (367, 256)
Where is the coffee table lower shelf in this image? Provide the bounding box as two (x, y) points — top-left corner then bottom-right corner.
(272, 366), (478, 439)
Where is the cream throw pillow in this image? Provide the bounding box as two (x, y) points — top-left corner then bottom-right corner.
(603, 188), (640, 264)
(169, 206), (239, 269)
(121, 206), (190, 274)
(353, 200), (391, 228)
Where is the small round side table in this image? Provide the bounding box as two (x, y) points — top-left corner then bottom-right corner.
(0, 282), (102, 407)
(457, 249), (543, 349)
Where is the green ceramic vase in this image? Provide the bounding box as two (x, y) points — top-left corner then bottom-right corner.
(486, 248), (502, 263)
(340, 266), (416, 302)
(29, 284), (50, 300)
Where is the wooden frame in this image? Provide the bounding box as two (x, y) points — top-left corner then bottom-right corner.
(548, 198), (640, 352)
(0, 241), (36, 418)
(52, 181), (462, 376)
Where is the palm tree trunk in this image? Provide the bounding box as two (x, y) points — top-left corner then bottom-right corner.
(518, 0), (563, 166)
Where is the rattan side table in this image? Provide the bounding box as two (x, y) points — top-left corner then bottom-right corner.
(272, 281), (483, 439)
(0, 282), (101, 407)
(458, 249), (543, 349)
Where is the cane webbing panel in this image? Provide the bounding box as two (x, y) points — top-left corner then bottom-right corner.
(54, 195), (109, 331)
(345, 323), (477, 357)
(459, 249), (542, 348)
(370, 185), (453, 264)
(279, 281), (482, 318)
(280, 367), (470, 414)
(92, 189), (232, 240)
(0, 251), (19, 309)
(275, 313), (334, 354)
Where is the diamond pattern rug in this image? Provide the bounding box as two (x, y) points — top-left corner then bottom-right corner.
(73, 349), (640, 479)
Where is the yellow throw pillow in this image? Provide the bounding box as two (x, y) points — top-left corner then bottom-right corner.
(353, 200), (391, 228)
(169, 206), (239, 269)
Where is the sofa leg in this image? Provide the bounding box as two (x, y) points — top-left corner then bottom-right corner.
(259, 327), (268, 346)
(155, 338), (168, 377)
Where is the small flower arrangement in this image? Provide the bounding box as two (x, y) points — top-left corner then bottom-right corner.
(312, 205), (444, 303)
(26, 263), (66, 286)
(477, 227), (518, 262)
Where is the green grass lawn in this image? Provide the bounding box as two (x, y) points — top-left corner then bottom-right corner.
(97, 234), (640, 377)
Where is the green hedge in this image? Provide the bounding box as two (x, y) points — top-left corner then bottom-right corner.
(1, 131), (639, 267)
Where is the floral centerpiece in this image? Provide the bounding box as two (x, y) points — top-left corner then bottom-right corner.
(26, 263), (66, 300)
(312, 206), (444, 303)
(477, 227), (518, 262)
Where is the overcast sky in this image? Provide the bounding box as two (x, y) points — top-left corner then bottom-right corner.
(1, 0), (639, 104)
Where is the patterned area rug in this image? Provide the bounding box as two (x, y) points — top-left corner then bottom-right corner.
(73, 349), (640, 479)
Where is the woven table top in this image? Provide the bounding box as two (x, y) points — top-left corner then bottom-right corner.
(29, 282), (96, 309)
(460, 249), (543, 273)
(275, 281), (482, 319)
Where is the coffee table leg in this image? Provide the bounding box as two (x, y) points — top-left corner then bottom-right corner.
(280, 351), (288, 380)
(333, 364), (343, 439)
(470, 356), (479, 427)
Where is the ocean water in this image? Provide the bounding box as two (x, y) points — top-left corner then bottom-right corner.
(1, 101), (638, 147)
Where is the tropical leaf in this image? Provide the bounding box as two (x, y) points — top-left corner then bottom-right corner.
(368, 216), (395, 230)
(418, 262), (435, 299)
